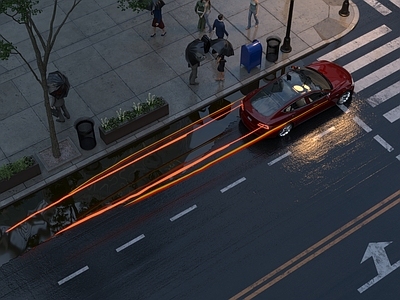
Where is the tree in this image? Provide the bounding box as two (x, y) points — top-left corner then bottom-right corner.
(0, 0), (82, 158)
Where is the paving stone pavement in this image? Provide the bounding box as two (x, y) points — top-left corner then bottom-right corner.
(0, 0), (359, 207)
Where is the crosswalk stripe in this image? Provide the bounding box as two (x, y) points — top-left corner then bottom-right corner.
(366, 80), (400, 107)
(343, 36), (400, 73)
(383, 104), (400, 123)
(354, 58), (400, 93)
(317, 25), (391, 62)
(389, 0), (400, 8)
(363, 0), (392, 15)
(318, 25), (392, 61)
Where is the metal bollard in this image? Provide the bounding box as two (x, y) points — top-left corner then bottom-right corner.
(339, 0), (350, 17)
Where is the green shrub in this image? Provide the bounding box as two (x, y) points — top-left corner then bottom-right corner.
(0, 156), (36, 181)
(100, 93), (166, 132)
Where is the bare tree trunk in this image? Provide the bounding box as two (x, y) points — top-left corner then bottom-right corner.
(41, 79), (61, 158)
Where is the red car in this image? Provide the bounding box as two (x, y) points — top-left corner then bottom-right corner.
(240, 61), (354, 137)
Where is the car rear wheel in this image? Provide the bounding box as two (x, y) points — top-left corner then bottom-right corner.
(338, 91), (352, 104)
(279, 123), (293, 137)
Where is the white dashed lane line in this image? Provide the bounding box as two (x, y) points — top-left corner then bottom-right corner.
(268, 151), (292, 166)
(353, 116), (372, 133)
(220, 177), (246, 193)
(374, 135), (394, 152)
(116, 234), (145, 253)
(313, 126), (335, 140)
(58, 266), (89, 286)
(170, 205), (197, 222)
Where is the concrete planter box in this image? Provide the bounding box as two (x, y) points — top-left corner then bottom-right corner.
(0, 157), (41, 193)
(99, 102), (169, 145)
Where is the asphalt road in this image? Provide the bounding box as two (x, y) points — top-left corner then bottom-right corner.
(1, 0), (399, 299)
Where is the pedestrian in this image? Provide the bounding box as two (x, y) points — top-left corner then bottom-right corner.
(216, 55), (226, 81)
(189, 62), (200, 85)
(151, 0), (166, 37)
(204, 0), (212, 33)
(195, 0), (206, 32)
(50, 95), (70, 123)
(246, 0), (259, 29)
(212, 14), (229, 39)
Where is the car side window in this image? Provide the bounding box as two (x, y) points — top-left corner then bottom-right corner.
(309, 92), (327, 102)
(292, 98), (307, 109)
(283, 97), (308, 113)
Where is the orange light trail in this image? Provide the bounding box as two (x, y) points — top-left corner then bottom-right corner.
(56, 126), (265, 235)
(6, 101), (240, 233)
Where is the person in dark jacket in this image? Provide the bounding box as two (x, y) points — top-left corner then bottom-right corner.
(216, 55), (226, 81)
(212, 14), (228, 39)
(50, 95), (70, 122)
(151, 0), (166, 37)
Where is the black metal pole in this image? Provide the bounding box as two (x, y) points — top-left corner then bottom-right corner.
(280, 0), (295, 53)
(339, 0), (350, 17)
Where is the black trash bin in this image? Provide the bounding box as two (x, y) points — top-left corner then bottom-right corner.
(266, 36), (281, 62)
(75, 118), (96, 150)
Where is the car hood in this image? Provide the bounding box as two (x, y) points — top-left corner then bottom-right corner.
(307, 60), (353, 89)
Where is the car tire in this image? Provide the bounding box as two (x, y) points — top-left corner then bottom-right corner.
(338, 91), (352, 104)
(279, 123), (293, 137)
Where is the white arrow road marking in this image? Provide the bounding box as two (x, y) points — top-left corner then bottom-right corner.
(58, 266), (89, 286)
(358, 242), (400, 293)
(373, 135), (394, 152)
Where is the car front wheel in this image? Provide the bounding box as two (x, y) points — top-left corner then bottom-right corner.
(338, 91), (352, 104)
(279, 123), (293, 137)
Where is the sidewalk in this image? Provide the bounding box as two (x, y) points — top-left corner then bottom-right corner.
(0, 0), (359, 208)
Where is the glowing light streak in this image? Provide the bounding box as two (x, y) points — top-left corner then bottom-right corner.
(56, 127), (266, 235)
(7, 101), (241, 233)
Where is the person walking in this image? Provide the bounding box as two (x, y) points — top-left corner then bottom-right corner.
(50, 95), (70, 123)
(151, 0), (166, 37)
(212, 14), (229, 39)
(195, 0), (206, 32)
(204, 0), (212, 33)
(189, 62), (200, 85)
(246, 0), (259, 29)
(216, 55), (226, 81)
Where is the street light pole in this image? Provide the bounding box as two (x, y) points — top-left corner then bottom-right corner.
(280, 0), (295, 53)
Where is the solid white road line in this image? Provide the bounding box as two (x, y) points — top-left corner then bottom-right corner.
(363, 0), (392, 15)
(58, 266), (89, 286)
(366, 80), (400, 107)
(343, 37), (400, 73)
(220, 177), (246, 193)
(317, 25), (391, 62)
(390, 0), (400, 8)
(353, 116), (373, 132)
(383, 104), (400, 123)
(354, 58), (400, 93)
(314, 127), (335, 140)
(170, 205), (197, 222)
(374, 135), (394, 152)
(268, 151), (292, 166)
(116, 234), (145, 253)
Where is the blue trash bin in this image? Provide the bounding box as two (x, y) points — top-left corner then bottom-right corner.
(240, 39), (262, 73)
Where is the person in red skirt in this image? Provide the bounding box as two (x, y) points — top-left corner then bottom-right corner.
(151, 0), (166, 37)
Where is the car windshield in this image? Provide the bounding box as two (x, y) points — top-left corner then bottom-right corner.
(251, 68), (330, 117)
